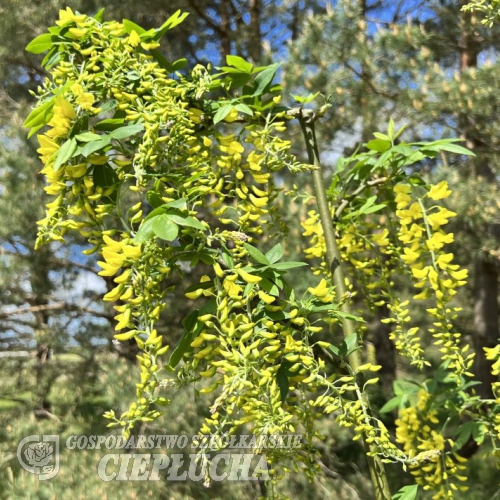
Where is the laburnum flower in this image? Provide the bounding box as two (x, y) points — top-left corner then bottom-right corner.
(394, 184), (412, 209)
(127, 30), (141, 47)
(70, 82), (96, 111)
(46, 96), (76, 139)
(397, 202), (423, 225)
(427, 180), (452, 200)
(224, 108), (239, 122)
(372, 228), (390, 246)
(426, 231), (454, 251)
(484, 345), (500, 375)
(307, 278), (335, 302)
(97, 235), (142, 277)
(56, 7), (87, 26)
(427, 207), (457, 230)
(37, 134), (59, 164)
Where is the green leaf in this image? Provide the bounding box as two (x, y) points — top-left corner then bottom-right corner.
(452, 422), (474, 451)
(373, 132), (391, 141)
(152, 214), (179, 241)
(392, 484), (418, 500)
(226, 55), (253, 73)
(168, 311), (199, 368)
(53, 138), (77, 172)
(276, 365), (289, 402)
(147, 191), (164, 208)
(122, 19), (147, 35)
(93, 164), (119, 189)
(393, 379), (420, 396)
(164, 198), (188, 210)
(252, 63), (280, 97)
(328, 344), (340, 356)
(379, 396), (403, 414)
(271, 261), (308, 270)
(223, 73), (252, 89)
(95, 118), (125, 131)
(340, 333), (358, 357)
(265, 244), (284, 264)
(425, 143), (474, 156)
(24, 99), (55, 130)
(94, 7), (105, 22)
(234, 103), (254, 116)
(167, 214), (206, 231)
(41, 47), (61, 70)
(75, 132), (102, 142)
(361, 203), (386, 215)
(171, 58), (187, 71)
(213, 104), (233, 125)
(168, 300), (215, 368)
(26, 33), (54, 54)
(259, 278), (280, 296)
(153, 10), (189, 41)
(472, 422), (487, 445)
(135, 218), (156, 242)
(367, 139), (391, 153)
(221, 247), (234, 269)
(93, 164), (119, 202)
(79, 136), (111, 157)
(244, 243), (270, 265)
(110, 123), (144, 140)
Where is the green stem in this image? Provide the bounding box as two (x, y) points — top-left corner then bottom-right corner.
(299, 115), (392, 500)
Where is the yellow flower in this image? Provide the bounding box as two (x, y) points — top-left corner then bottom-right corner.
(394, 184), (411, 194)
(77, 92), (95, 110)
(224, 108), (239, 122)
(46, 96), (76, 139)
(69, 27), (87, 38)
(428, 180), (452, 200)
(398, 202), (423, 224)
(56, 7), (87, 26)
(141, 41), (160, 50)
(37, 134), (59, 164)
(426, 232), (454, 251)
(373, 228), (389, 246)
(435, 253), (454, 270)
(237, 269), (262, 284)
(401, 247), (419, 264)
(128, 30), (141, 47)
(427, 208), (456, 230)
(308, 278), (330, 298)
(258, 290), (275, 304)
(412, 266), (430, 280)
(70, 82), (84, 97)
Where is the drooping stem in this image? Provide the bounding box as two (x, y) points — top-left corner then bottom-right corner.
(298, 113), (392, 500)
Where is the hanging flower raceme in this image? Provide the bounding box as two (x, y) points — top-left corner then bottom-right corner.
(396, 389), (469, 499)
(390, 180), (474, 380)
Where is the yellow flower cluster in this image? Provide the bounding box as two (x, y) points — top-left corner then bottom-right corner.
(97, 233), (172, 434)
(390, 182), (474, 378)
(30, 9), (319, 476)
(396, 389), (469, 498)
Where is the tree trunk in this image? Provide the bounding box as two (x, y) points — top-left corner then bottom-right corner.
(248, 0), (262, 63)
(473, 259), (499, 396)
(460, 6), (499, 398)
(220, 0), (231, 60)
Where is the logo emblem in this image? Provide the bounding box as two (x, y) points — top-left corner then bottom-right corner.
(17, 435), (60, 480)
